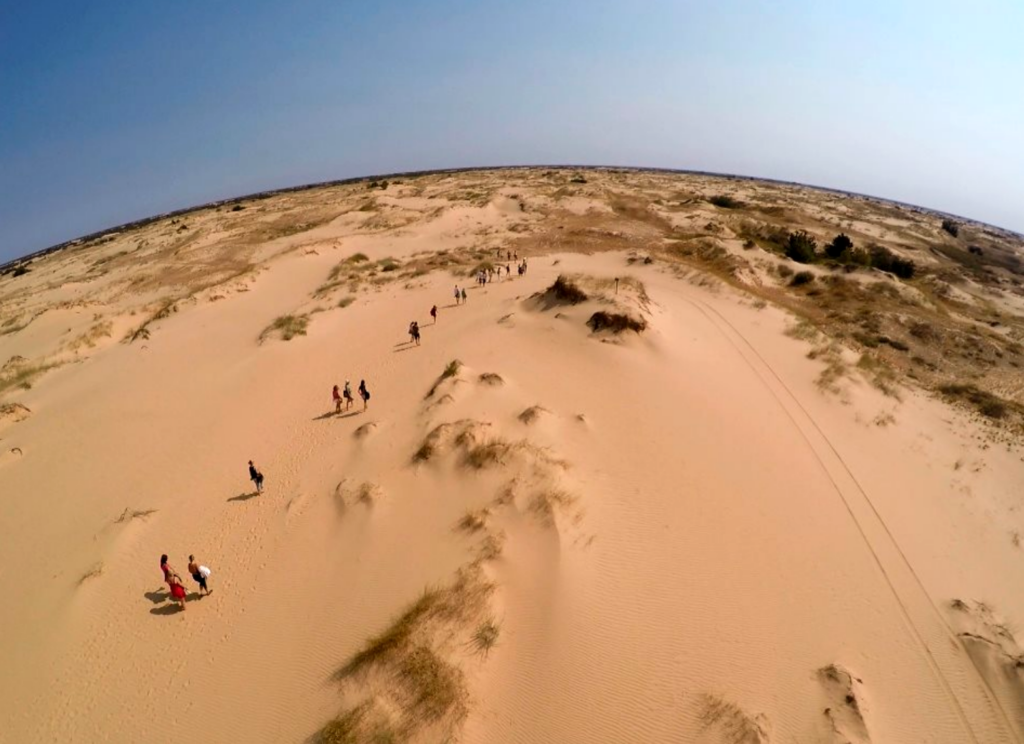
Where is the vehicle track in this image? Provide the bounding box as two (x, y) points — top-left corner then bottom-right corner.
(685, 294), (1021, 744)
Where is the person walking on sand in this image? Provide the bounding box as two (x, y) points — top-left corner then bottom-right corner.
(161, 554), (187, 611)
(430, 305), (438, 324)
(454, 285), (461, 305)
(411, 321), (421, 346)
(343, 380), (354, 412)
(358, 379), (370, 410)
(460, 287), (467, 304)
(332, 384), (342, 414)
(188, 555), (212, 596)
(248, 460), (264, 493)
(408, 320), (417, 344)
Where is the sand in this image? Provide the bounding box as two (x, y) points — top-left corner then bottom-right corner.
(1, 168), (1023, 743)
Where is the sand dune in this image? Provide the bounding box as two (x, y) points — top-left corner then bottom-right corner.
(1, 168), (1023, 742)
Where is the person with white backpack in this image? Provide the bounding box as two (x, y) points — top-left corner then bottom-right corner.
(188, 554), (212, 596)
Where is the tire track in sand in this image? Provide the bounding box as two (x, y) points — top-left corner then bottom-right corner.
(684, 294), (1020, 744)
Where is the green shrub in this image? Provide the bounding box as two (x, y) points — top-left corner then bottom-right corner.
(790, 271), (815, 286)
(825, 233), (853, 260)
(785, 231), (818, 263)
(941, 219), (960, 237)
(868, 245), (916, 279)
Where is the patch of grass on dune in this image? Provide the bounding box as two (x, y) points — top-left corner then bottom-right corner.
(0, 359), (61, 398)
(425, 360), (462, 400)
(259, 314), (309, 342)
(939, 383), (1019, 420)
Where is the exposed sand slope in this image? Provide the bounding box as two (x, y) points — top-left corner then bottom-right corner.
(1, 169), (1023, 743)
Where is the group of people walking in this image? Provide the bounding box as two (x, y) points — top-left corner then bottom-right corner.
(332, 379), (371, 413)
(159, 553), (211, 612)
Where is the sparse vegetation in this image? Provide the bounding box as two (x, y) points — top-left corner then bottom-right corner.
(587, 311), (646, 333)
(478, 372), (504, 386)
(785, 230), (818, 263)
(425, 360), (462, 399)
(259, 314), (309, 342)
(941, 218), (960, 237)
(939, 383), (1014, 420)
(548, 275), (589, 304)
(790, 271), (815, 287)
(0, 358), (61, 398)
(457, 508), (489, 533)
(337, 296), (355, 309)
(471, 619), (500, 655)
(708, 195), (743, 209)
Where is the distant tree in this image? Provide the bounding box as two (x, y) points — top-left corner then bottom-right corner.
(825, 233), (854, 260)
(941, 219), (960, 237)
(709, 195), (743, 209)
(785, 230), (818, 264)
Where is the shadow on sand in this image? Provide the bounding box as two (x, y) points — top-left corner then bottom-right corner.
(144, 589), (169, 604)
(228, 491), (259, 503)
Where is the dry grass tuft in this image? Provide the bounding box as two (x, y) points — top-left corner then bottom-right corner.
(697, 693), (769, 744)
(529, 488), (578, 525)
(456, 508), (489, 533)
(0, 402), (31, 422)
(259, 314), (309, 342)
(425, 360), (463, 399)
(476, 531), (506, 562)
(587, 311), (646, 334)
(518, 405), (549, 425)
(114, 507), (158, 523)
(938, 383), (1019, 420)
(471, 618), (500, 656)
(126, 299), (177, 343)
(548, 275), (589, 304)
(319, 699), (398, 744)
(0, 358), (61, 398)
(478, 372), (504, 386)
(78, 563), (104, 586)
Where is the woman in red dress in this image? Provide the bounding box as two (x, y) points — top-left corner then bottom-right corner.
(160, 554), (187, 611)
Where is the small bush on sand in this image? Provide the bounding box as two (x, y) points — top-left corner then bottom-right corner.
(472, 619), (500, 655)
(587, 311), (646, 334)
(790, 271), (815, 287)
(457, 508), (489, 533)
(549, 276), (589, 304)
(478, 373), (504, 386)
(230, 204), (245, 212)
(785, 230), (818, 264)
(260, 314), (308, 342)
(938, 384), (1012, 419)
(777, 264), (794, 279)
(337, 296), (355, 308)
(868, 245), (915, 279)
(425, 360), (462, 399)
(941, 219), (960, 237)
(709, 195), (743, 209)
(825, 233), (854, 260)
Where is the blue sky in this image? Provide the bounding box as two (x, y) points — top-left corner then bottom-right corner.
(1, 0), (1022, 261)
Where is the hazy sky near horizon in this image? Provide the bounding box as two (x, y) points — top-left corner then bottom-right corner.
(1, 0), (1022, 261)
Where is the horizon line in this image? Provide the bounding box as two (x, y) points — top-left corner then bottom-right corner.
(4, 164), (1019, 270)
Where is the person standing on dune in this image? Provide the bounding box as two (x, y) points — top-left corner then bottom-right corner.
(430, 305), (438, 324)
(343, 380), (354, 411)
(454, 285), (461, 305)
(332, 384), (342, 414)
(188, 554), (212, 596)
(460, 287), (467, 304)
(160, 554), (187, 611)
(248, 460), (264, 493)
(359, 379), (370, 410)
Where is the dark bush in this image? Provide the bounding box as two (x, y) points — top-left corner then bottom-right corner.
(550, 276), (589, 304)
(825, 233), (854, 260)
(790, 271), (815, 286)
(709, 195), (743, 209)
(777, 264), (794, 278)
(231, 204), (245, 212)
(868, 245), (916, 279)
(785, 231), (818, 264)
(12, 265), (30, 277)
(968, 245), (984, 256)
(569, 175), (587, 184)
(587, 311), (646, 333)
(938, 383), (1010, 419)
(941, 219), (960, 237)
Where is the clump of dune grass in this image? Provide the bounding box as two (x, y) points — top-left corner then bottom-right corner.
(938, 383), (1017, 420)
(463, 440), (513, 470)
(337, 296), (355, 309)
(471, 619), (500, 656)
(478, 372), (504, 386)
(456, 508), (489, 533)
(379, 257), (400, 272)
(259, 314), (309, 342)
(549, 275), (589, 304)
(0, 358), (61, 398)
(125, 299), (177, 343)
(518, 405), (549, 425)
(425, 359), (462, 399)
(476, 531), (506, 562)
(587, 311), (646, 334)
(320, 699), (398, 744)
(697, 693), (769, 744)
(114, 507), (158, 524)
(529, 488), (578, 525)
(325, 565), (495, 742)
(78, 563), (104, 586)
